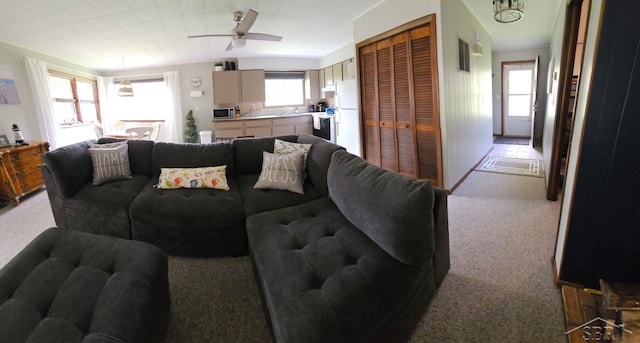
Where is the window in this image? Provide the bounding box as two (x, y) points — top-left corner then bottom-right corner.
(458, 38), (470, 72)
(49, 71), (100, 125)
(111, 79), (167, 121)
(264, 71), (305, 107)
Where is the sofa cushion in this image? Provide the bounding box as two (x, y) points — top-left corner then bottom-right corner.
(98, 138), (154, 176)
(254, 151), (305, 194)
(62, 175), (151, 239)
(151, 141), (234, 178)
(88, 143), (133, 185)
(129, 178), (247, 257)
(247, 198), (435, 343)
(297, 135), (345, 196)
(232, 135), (297, 175)
(236, 174), (324, 216)
(327, 150), (435, 266)
(0, 228), (169, 343)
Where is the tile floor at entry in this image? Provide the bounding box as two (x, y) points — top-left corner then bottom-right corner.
(489, 142), (543, 160)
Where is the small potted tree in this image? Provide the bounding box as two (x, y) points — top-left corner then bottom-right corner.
(184, 109), (198, 143)
(214, 62), (224, 71)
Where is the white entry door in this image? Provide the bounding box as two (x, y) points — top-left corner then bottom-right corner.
(503, 63), (535, 137)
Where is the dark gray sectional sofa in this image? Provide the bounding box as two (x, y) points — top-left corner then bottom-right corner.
(40, 134), (450, 342)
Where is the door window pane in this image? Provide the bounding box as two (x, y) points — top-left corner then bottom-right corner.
(508, 70), (532, 94)
(508, 95), (531, 117)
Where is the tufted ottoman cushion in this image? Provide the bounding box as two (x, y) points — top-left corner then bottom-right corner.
(247, 198), (438, 343)
(130, 178), (247, 257)
(0, 227), (169, 343)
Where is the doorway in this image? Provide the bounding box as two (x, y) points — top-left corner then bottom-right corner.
(501, 61), (536, 138)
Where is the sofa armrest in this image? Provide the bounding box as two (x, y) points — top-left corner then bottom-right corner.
(41, 141), (94, 198)
(40, 164), (68, 229)
(432, 187), (450, 288)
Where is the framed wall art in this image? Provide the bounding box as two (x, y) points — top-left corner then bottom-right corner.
(0, 134), (11, 147)
(0, 64), (21, 104)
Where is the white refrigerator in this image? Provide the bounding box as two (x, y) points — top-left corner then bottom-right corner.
(334, 78), (362, 157)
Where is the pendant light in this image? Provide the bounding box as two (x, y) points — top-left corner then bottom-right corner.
(493, 0), (524, 24)
(117, 56), (133, 97)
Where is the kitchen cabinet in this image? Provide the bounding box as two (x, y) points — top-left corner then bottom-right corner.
(273, 115), (312, 136)
(241, 70), (265, 102)
(244, 118), (272, 137)
(305, 70), (320, 100)
(212, 70), (265, 105)
(333, 63), (343, 83)
(0, 141), (49, 206)
(212, 71), (240, 104)
(342, 59), (352, 80)
(318, 70), (325, 94)
(213, 115), (312, 139)
(213, 120), (243, 139)
(324, 66), (333, 86)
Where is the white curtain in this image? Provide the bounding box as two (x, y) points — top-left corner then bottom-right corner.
(24, 57), (59, 149)
(164, 71), (183, 143)
(96, 76), (116, 129)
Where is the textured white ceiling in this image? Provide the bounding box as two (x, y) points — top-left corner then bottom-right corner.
(463, 0), (562, 50)
(0, 0), (560, 72)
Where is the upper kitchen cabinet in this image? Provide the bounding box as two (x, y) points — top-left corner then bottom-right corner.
(212, 70), (240, 104)
(324, 66), (333, 87)
(212, 69), (265, 105)
(305, 70), (320, 100)
(333, 62), (343, 83)
(241, 69), (265, 102)
(319, 70), (325, 92)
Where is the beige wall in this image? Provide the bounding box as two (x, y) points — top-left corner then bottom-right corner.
(440, 0), (493, 189)
(542, 3), (568, 189)
(354, 0), (494, 189)
(0, 42), (95, 145)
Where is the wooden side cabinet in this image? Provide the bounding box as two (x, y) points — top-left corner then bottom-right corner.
(0, 141), (49, 206)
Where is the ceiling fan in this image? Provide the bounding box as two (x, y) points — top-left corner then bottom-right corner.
(188, 9), (283, 51)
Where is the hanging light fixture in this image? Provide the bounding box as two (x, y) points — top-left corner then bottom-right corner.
(117, 56), (133, 97)
(117, 79), (133, 97)
(494, 0), (524, 24)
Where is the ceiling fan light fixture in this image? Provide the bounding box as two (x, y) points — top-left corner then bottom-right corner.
(118, 79), (133, 97)
(494, 0), (524, 24)
(232, 36), (246, 48)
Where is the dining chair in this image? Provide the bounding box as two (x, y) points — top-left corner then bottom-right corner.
(149, 122), (162, 141)
(94, 125), (104, 139)
(125, 127), (152, 139)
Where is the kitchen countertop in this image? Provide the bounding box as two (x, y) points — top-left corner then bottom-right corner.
(212, 112), (327, 121)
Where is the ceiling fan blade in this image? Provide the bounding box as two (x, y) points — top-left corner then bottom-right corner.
(188, 34), (233, 38)
(245, 33), (283, 42)
(232, 9), (258, 35)
(225, 41), (234, 51)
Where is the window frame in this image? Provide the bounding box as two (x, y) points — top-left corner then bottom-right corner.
(48, 70), (101, 126)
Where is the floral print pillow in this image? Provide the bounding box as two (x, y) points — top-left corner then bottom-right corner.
(157, 166), (230, 190)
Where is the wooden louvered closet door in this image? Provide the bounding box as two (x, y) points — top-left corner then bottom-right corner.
(357, 15), (442, 187)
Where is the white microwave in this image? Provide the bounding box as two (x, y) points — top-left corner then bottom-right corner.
(213, 108), (234, 119)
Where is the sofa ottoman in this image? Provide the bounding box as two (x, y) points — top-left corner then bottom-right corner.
(0, 228), (170, 343)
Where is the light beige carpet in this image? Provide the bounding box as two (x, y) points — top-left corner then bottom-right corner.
(1, 170), (566, 342)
